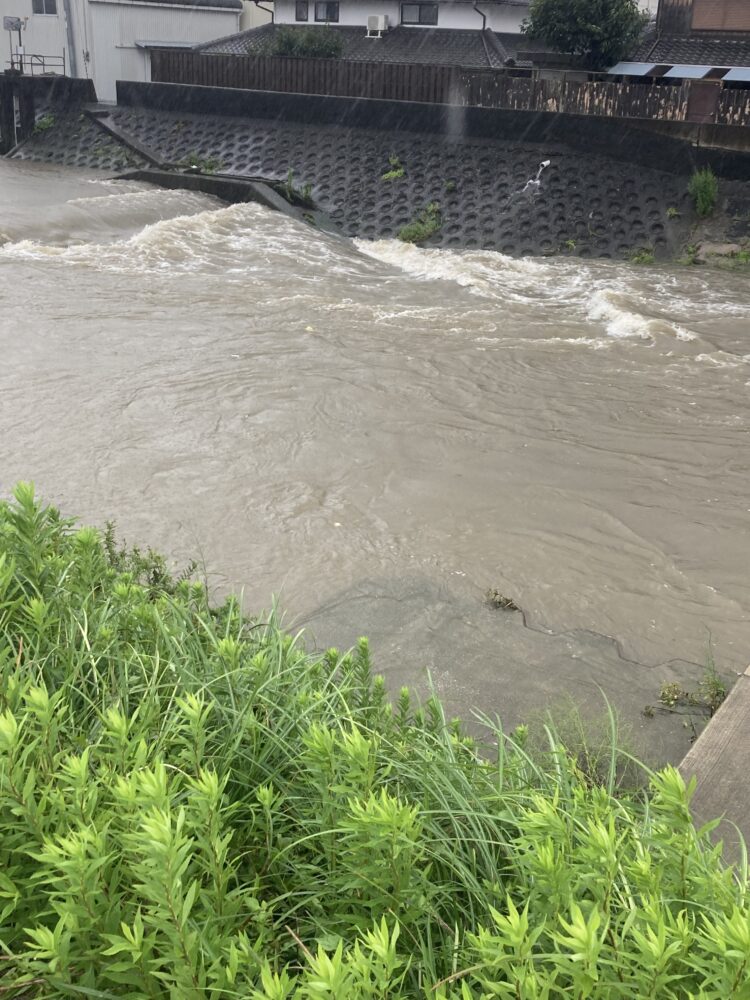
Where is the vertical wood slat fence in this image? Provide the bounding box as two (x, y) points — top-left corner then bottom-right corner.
(716, 86), (750, 125)
(149, 49), (744, 126)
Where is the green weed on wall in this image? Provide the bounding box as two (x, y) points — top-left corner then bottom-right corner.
(0, 483), (747, 997)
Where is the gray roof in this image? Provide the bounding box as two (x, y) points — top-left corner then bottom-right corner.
(632, 33), (750, 67)
(128, 0), (242, 8)
(198, 23), (512, 67)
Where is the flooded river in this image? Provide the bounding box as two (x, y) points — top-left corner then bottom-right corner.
(1, 158), (748, 759)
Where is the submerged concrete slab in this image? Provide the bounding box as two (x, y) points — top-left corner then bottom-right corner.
(297, 574), (712, 768)
(680, 665), (750, 862)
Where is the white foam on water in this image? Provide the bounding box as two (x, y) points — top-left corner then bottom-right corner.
(587, 290), (654, 340)
(354, 239), (548, 302)
(586, 289), (698, 343)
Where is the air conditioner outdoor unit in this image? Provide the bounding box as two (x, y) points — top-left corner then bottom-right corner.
(366, 14), (388, 36)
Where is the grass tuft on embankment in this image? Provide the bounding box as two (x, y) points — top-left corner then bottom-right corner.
(0, 482), (747, 998)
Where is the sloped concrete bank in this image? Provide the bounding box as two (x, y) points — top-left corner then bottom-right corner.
(8, 80), (750, 260)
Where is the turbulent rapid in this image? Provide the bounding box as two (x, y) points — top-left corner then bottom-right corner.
(2, 159), (748, 761)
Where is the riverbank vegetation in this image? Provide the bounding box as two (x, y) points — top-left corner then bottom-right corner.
(398, 202), (442, 244)
(0, 484), (748, 998)
(688, 168), (719, 218)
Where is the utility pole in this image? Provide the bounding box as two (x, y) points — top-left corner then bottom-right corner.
(60, 0), (78, 77)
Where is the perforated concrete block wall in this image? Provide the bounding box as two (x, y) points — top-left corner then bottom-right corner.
(12, 102), (692, 259)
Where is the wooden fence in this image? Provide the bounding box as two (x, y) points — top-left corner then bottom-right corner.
(716, 86), (750, 126)
(459, 71), (690, 120)
(149, 48), (745, 126)
(150, 49), (462, 104)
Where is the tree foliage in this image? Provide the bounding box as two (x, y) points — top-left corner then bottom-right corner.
(523, 0), (649, 69)
(263, 25), (344, 58)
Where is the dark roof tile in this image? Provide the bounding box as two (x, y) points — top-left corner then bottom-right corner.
(631, 33), (750, 67)
(198, 23), (512, 68)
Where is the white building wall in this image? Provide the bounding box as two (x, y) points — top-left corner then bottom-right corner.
(0, 0), (238, 98)
(240, 0), (272, 29)
(87, 0), (239, 99)
(0, 0), (69, 69)
(275, 0), (528, 31)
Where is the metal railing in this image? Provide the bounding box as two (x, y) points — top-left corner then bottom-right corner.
(5, 52), (66, 75)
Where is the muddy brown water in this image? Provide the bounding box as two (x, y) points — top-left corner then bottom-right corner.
(2, 159), (749, 762)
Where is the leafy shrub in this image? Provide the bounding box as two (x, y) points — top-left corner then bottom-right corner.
(264, 25), (344, 58)
(0, 484), (746, 997)
(33, 113), (56, 134)
(381, 154), (405, 181)
(281, 167), (314, 207)
(398, 202), (442, 243)
(688, 167), (719, 217)
(629, 246), (655, 264)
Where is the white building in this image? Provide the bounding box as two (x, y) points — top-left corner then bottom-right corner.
(272, 0), (527, 32)
(272, 0), (656, 32)
(0, 0), (247, 100)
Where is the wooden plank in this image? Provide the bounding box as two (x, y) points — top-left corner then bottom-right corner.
(680, 665), (750, 864)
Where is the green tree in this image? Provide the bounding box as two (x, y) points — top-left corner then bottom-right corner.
(523, 0), (648, 70)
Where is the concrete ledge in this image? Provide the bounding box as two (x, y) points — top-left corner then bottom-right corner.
(84, 109), (164, 167)
(118, 168), (334, 230)
(680, 665), (750, 864)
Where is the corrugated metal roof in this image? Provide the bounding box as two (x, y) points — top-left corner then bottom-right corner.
(723, 66), (750, 82)
(662, 64), (715, 78)
(608, 61), (660, 75)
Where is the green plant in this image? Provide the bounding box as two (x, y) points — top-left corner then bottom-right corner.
(0, 484), (746, 998)
(522, 0), (647, 69)
(397, 202), (442, 243)
(680, 243), (700, 265)
(564, 238), (577, 251)
(381, 154), (405, 181)
(178, 151), (223, 174)
(688, 167), (719, 217)
(658, 665), (728, 718)
(280, 168), (315, 208)
(263, 25), (344, 58)
(33, 113), (55, 134)
(629, 246), (655, 265)
(443, 178), (457, 192)
(666, 206), (680, 219)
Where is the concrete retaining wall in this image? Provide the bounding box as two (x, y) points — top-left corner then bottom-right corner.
(116, 80), (750, 182)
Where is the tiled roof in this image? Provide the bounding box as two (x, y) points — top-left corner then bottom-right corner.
(631, 33), (750, 66)
(197, 24), (510, 68)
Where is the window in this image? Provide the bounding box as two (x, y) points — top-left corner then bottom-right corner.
(314, 1), (339, 21)
(32, 0), (57, 13)
(295, 0), (309, 20)
(401, 2), (438, 24)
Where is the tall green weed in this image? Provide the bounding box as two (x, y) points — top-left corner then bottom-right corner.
(0, 483), (746, 997)
(688, 167), (719, 217)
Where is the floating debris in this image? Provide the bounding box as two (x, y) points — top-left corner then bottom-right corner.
(485, 588), (520, 611)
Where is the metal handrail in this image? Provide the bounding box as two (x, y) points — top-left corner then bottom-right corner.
(5, 51), (66, 75)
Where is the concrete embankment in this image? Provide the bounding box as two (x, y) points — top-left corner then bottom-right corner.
(7, 79), (750, 259)
(680, 665), (750, 864)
